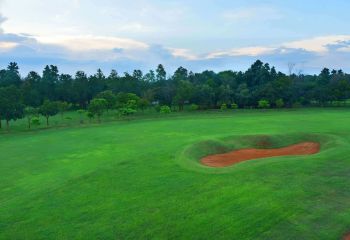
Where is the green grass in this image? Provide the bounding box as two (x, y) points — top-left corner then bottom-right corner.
(2, 108), (350, 239)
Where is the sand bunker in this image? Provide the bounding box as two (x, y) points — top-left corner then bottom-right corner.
(201, 142), (320, 168)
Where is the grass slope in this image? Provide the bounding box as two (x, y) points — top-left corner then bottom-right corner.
(1, 108), (350, 239)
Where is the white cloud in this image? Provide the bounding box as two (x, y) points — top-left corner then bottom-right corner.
(206, 46), (276, 59)
(35, 35), (149, 52)
(167, 47), (200, 60)
(0, 41), (17, 50)
(282, 35), (350, 53)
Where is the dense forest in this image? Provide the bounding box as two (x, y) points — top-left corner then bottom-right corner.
(1, 60), (350, 128)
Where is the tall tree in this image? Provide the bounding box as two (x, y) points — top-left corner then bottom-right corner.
(0, 85), (24, 129)
(156, 64), (166, 82)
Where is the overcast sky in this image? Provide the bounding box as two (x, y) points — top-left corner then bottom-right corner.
(1, 0), (350, 75)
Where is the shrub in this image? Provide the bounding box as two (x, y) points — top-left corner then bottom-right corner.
(190, 104), (199, 111)
(292, 102), (302, 108)
(220, 103), (227, 111)
(258, 99), (270, 109)
(160, 105), (171, 114)
(231, 103), (238, 109)
(154, 104), (161, 112)
(86, 112), (94, 122)
(31, 117), (41, 126)
(275, 99), (284, 108)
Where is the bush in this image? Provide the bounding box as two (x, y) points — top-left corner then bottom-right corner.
(220, 103), (227, 111)
(258, 99), (270, 109)
(118, 107), (137, 116)
(190, 104), (199, 111)
(86, 111), (94, 122)
(160, 105), (171, 114)
(31, 117), (41, 126)
(293, 102), (302, 108)
(154, 104), (161, 112)
(231, 103), (238, 109)
(275, 99), (284, 108)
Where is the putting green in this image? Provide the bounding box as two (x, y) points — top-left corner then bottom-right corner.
(1, 108), (350, 239)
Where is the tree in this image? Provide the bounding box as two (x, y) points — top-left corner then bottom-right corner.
(73, 71), (90, 107)
(0, 86), (24, 129)
(41, 65), (59, 100)
(57, 101), (70, 119)
(0, 62), (21, 87)
(96, 90), (116, 111)
(88, 98), (107, 123)
(24, 107), (38, 129)
(144, 70), (156, 82)
(39, 100), (59, 126)
(118, 100), (138, 117)
(173, 80), (193, 111)
(156, 64), (166, 81)
(116, 93), (140, 108)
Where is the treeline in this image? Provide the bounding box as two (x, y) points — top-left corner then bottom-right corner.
(1, 60), (350, 129)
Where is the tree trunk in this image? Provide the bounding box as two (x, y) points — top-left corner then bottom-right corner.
(6, 119), (9, 130)
(0, 118), (2, 129)
(28, 117), (31, 129)
(46, 116), (49, 126)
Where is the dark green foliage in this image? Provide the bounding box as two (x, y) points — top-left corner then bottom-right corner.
(57, 101), (70, 119)
(88, 98), (108, 122)
(31, 116), (41, 126)
(118, 99), (138, 117)
(96, 90), (116, 110)
(39, 100), (59, 126)
(190, 104), (199, 111)
(24, 107), (38, 129)
(0, 85), (24, 129)
(220, 103), (228, 111)
(86, 111), (94, 122)
(258, 99), (270, 109)
(1, 60), (350, 128)
(138, 98), (150, 111)
(275, 99), (284, 108)
(231, 103), (238, 109)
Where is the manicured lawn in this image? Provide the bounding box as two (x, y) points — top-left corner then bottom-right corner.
(1, 108), (350, 239)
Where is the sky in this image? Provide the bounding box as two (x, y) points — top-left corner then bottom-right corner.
(0, 0), (350, 75)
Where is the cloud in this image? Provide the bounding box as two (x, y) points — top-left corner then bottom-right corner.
(207, 47), (276, 59)
(2, 29), (350, 75)
(166, 47), (200, 60)
(282, 35), (350, 53)
(36, 35), (149, 52)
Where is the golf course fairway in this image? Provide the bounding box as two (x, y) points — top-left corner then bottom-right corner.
(1, 108), (350, 239)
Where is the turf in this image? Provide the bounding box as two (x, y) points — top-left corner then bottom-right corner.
(1, 108), (350, 239)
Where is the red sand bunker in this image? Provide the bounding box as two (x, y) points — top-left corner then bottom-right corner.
(201, 142), (320, 168)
